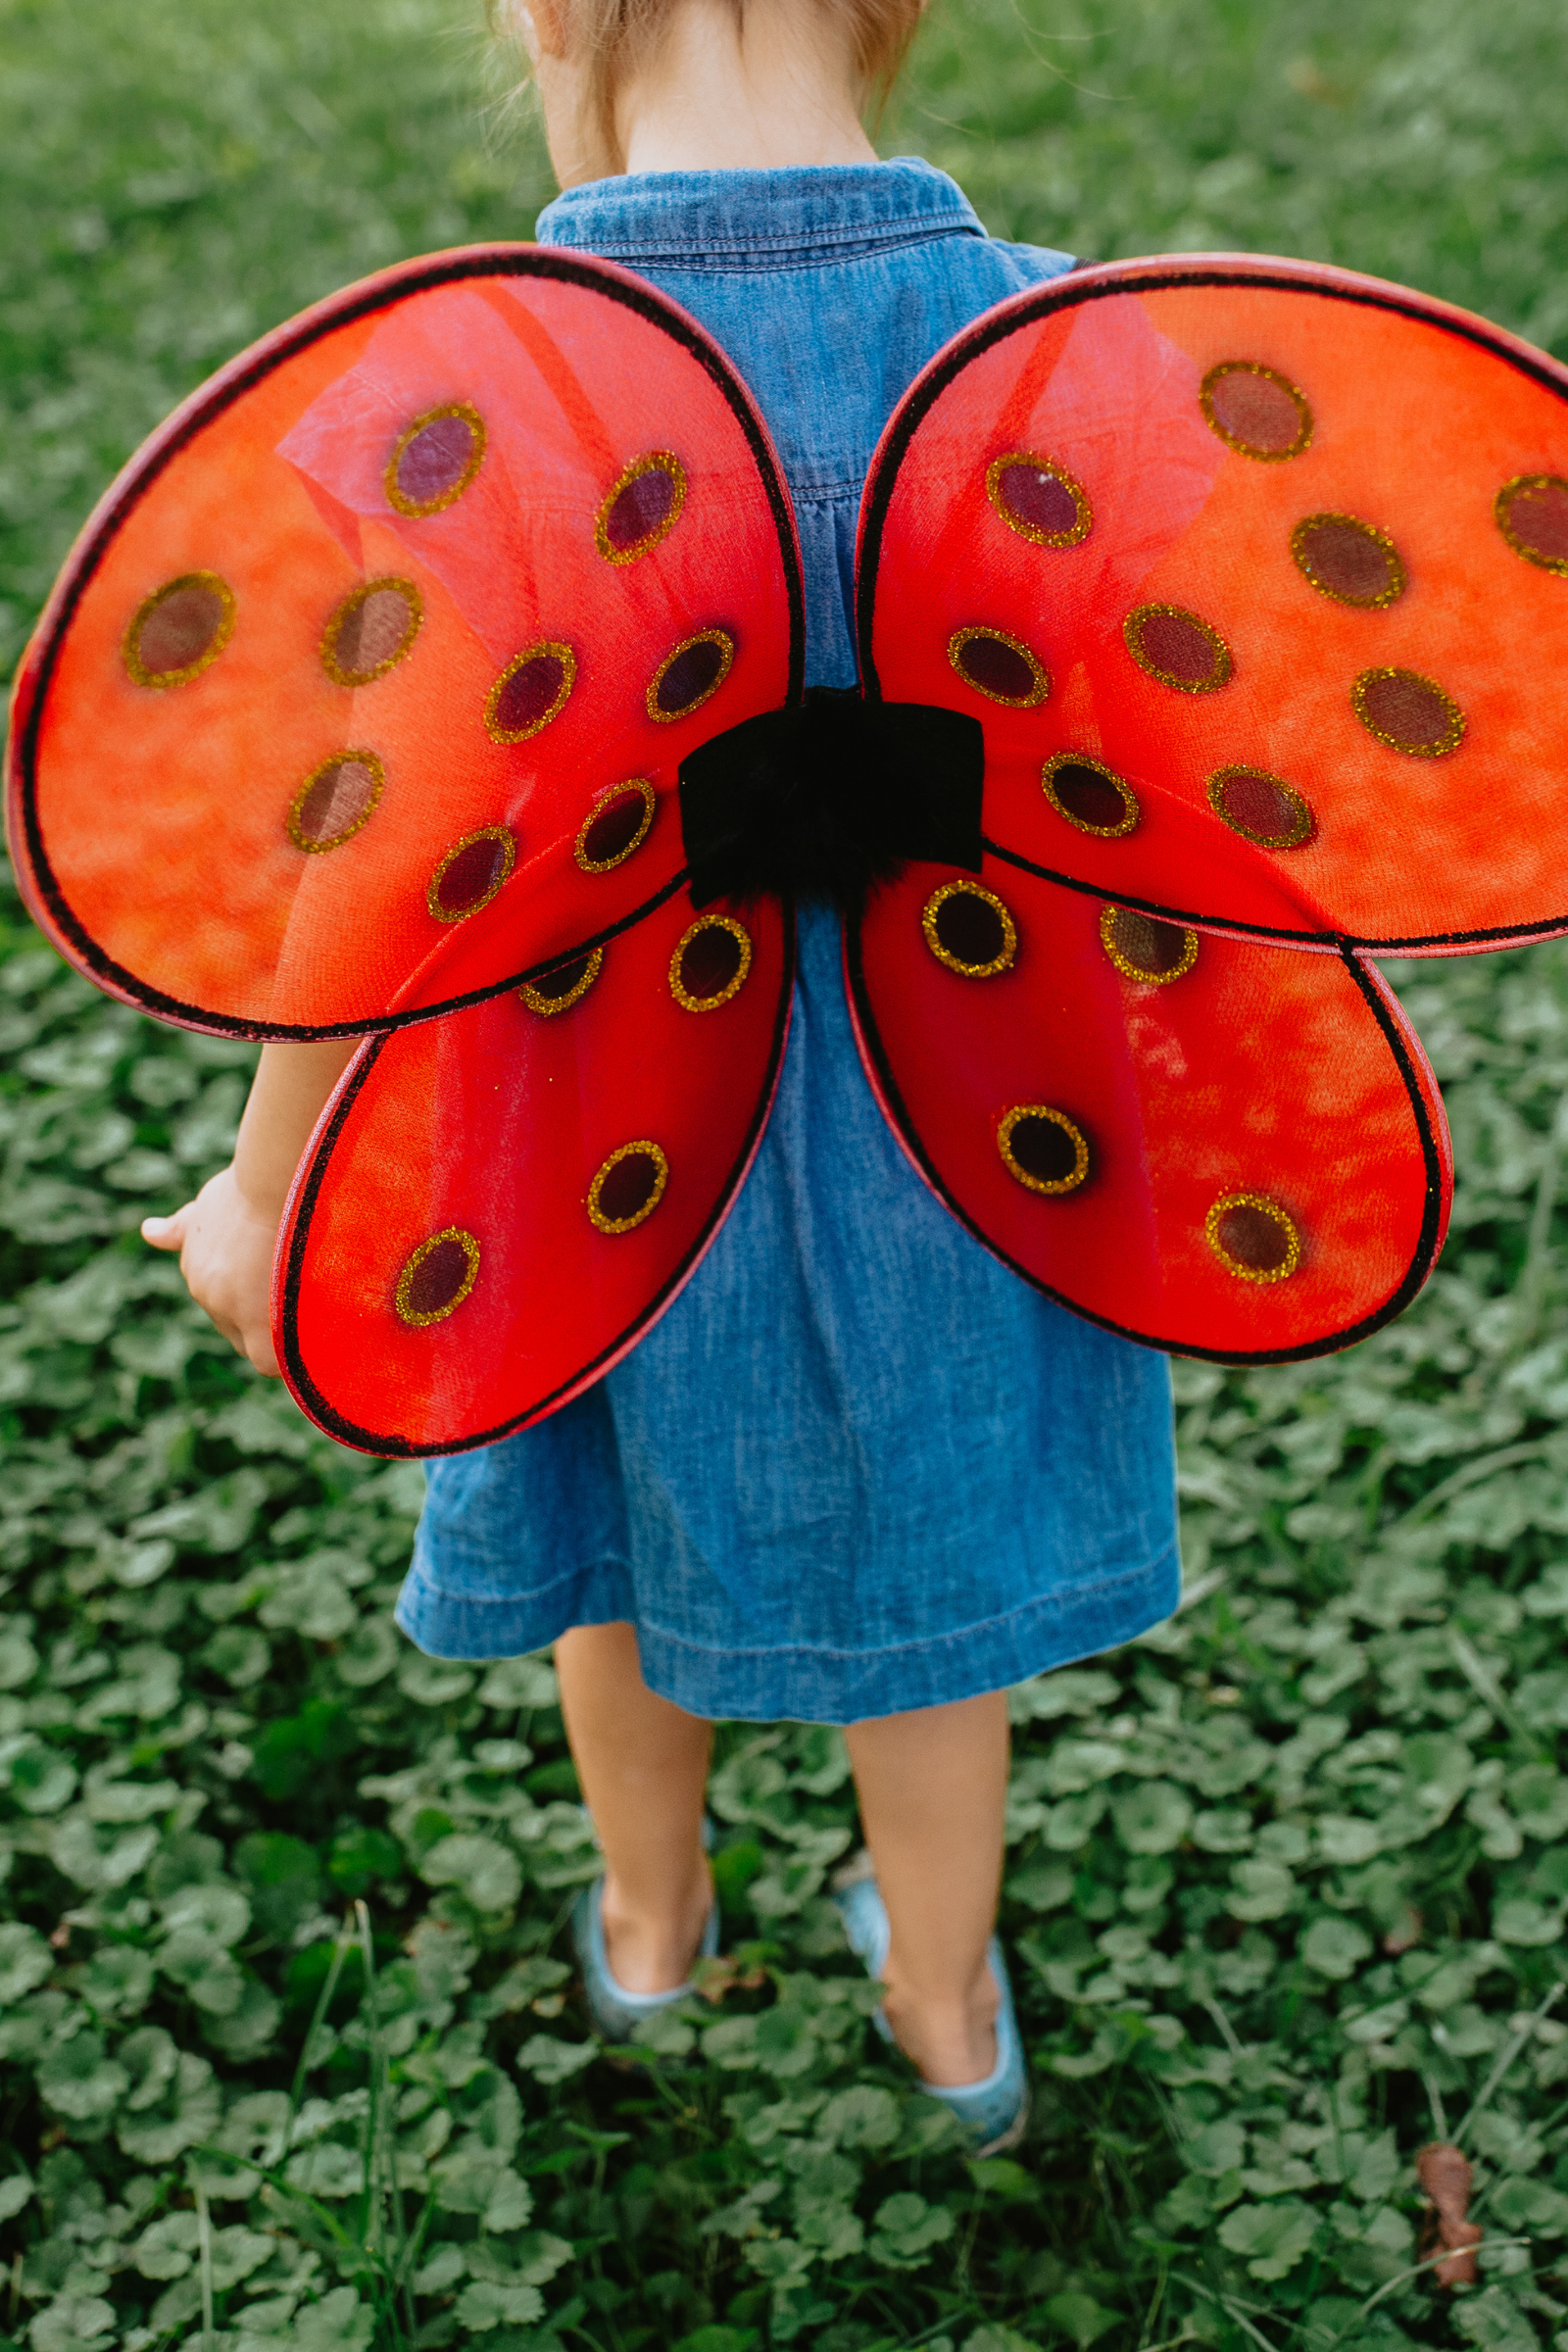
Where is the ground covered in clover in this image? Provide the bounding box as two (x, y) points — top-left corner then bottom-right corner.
(3, 0), (1568, 2348)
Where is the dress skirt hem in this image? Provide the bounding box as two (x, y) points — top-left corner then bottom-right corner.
(393, 1544), (1180, 1726)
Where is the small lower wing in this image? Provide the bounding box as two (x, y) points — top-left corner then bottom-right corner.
(274, 891), (792, 1453)
(848, 858), (1449, 1362)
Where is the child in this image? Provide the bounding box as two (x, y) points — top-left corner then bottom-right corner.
(142, 0), (1179, 2153)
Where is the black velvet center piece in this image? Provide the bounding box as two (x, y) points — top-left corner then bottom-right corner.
(678, 688), (985, 915)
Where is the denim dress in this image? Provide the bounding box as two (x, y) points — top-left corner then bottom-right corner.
(396, 159), (1180, 1724)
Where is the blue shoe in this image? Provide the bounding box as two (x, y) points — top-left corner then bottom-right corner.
(572, 1875), (720, 2043)
(833, 1873), (1029, 2156)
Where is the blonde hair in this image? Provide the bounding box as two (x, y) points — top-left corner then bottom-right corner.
(491, 0), (923, 172)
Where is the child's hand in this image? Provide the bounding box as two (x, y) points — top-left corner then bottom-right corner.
(139, 1036), (361, 1380)
(143, 1165), (283, 1376)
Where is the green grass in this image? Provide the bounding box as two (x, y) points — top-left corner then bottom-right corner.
(4, 1), (1568, 2348)
(902, 0), (1568, 343)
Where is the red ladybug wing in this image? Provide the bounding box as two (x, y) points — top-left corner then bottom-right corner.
(273, 890), (791, 1454)
(8, 248), (801, 1039)
(858, 255), (1568, 951)
(848, 858), (1450, 1362)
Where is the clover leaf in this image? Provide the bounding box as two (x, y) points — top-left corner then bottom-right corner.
(1217, 2199), (1318, 2279)
(868, 2191), (956, 2268)
(1112, 1781), (1193, 1855)
(1300, 1917), (1373, 1980)
(418, 1834), (521, 1915)
(0, 1923), (54, 2005)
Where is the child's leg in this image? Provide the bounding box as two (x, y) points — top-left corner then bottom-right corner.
(845, 1692), (1009, 2087)
(556, 1623), (714, 1993)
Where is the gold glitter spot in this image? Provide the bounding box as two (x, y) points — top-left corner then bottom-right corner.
(427, 827), (515, 922)
(1100, 905), (1198, 984)
(921, 880), (1018, 977)
(1494, 474), (1568, 576)
(669, 914), (752, 1010)
(947, 626), (1051, 708)
(394, 1227), (480, 1326)
(984, 451), (1092, 548)
(1290, 513), (1405, 609)
(485, 641), (575, 745)
(997, 1104), (1091, 1195)
(122, 571), (236, 689)
(587, 1141), (669, 1234)
(1200, 361), (1313, 461)
(597, 451), (688, 564)
(385, 403), (486, 517)
(1205, 1193), (1300, 1283)
(648, 629), (735, 722)
(287, 750), (385, 854)
(1124, 604), (1233, 693)
(1042, 752), (1140, 837)
(320, 577), (422, 687)
(575, 780), (656, 873)
(1206, 765), (1314, 850)
(1351, 667), (1465, 758)
(521, 948), (603, 1015)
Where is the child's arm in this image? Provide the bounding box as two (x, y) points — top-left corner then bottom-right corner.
(142, 1039), (359, 1375)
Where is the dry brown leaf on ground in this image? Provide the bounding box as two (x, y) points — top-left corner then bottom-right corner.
(1417, 2141), (1484, 2286)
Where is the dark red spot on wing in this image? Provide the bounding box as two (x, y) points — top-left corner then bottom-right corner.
(653, 634), (729, 717)
(997, 464), (1080, 539)
(530, 953), (594, 1003)
(995, 1103), (1091, 1196)
(678, 924), (743, 1001)
(520, 948), (605, 1016)
(1010, 1115), (1079, 1185)
(1293, 515), (1403, 606)
(1208, 766), (1313, 848)
(669, 916), (752, 1008)
(431, 831), (512, 918)
(959, 635), (1031, 697)
(1127, 606), (1231, 691)
(494, 653), (566, 736)
(396, 414), (477, 508)
(1048, 760), (1134, 831)
(921, 884), (1017, 975)
(586, 1140), (670, 1233)
(1105, 908), (1190, 976)
(954, 632), (1041, 701)
(1201, 363), (1311, 458)
(293, 757), (380, 850)
(136, 584), (226, 676)
(582, 793), (648, 866)
(607, 468), (676, 551)
(598, 454), (686, 563)
(405, 1236), (471, 1316)
(936, 891), (1004, 968)
(599, 1152), (660, 1222)
(1497, 476), (1568, 572)
(1215, 1201), (1292, 1273)
(1353, 668), (1464, 756)
(330, 584), (418, 678)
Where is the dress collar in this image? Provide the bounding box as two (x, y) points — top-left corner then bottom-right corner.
(534, 158), (984, 264)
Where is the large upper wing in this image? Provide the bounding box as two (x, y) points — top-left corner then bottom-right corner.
(847, 857), (1449, 1363)
(8, 247), (802, 1038)
(858, 255), (1568, 952)
(274, 886), (792, 1453)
